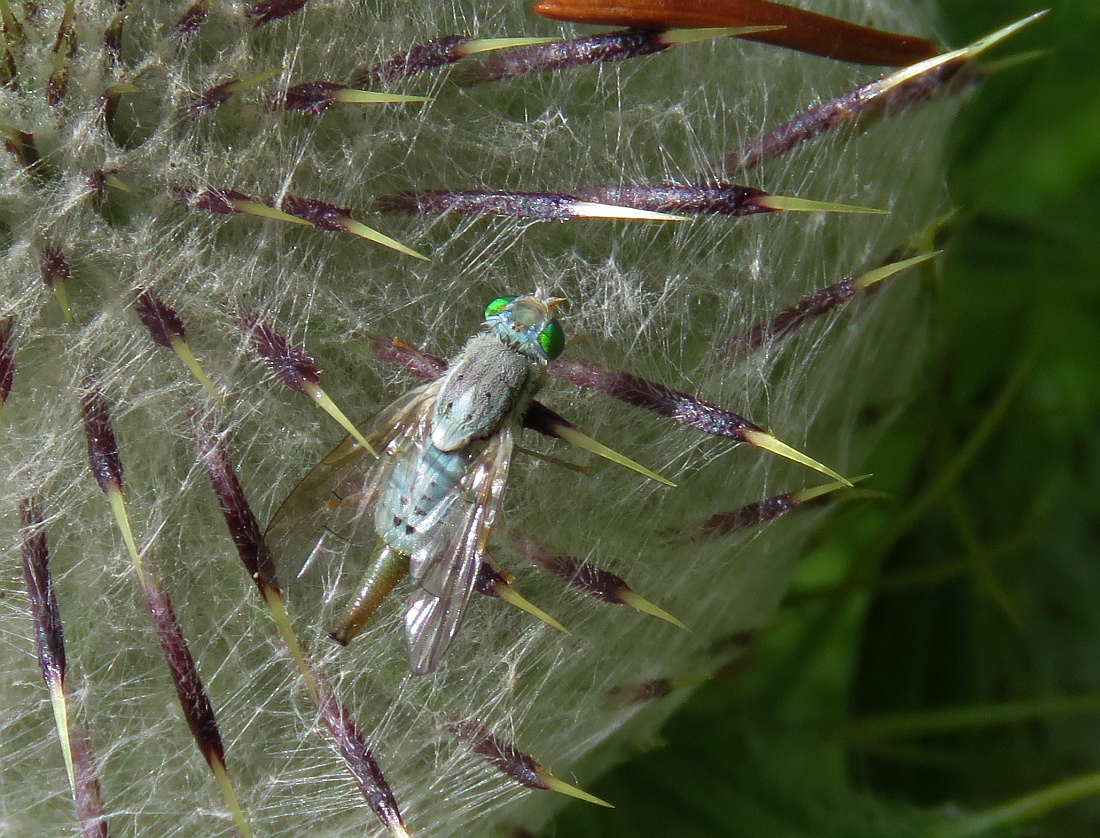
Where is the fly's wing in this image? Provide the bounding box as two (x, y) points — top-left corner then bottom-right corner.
(265, 382), (440, 586)
(405, 427), (514, 675)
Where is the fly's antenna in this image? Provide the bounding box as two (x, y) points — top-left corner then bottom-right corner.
(534, 287), (568, 314)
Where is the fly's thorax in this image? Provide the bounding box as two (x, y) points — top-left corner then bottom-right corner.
(431, 333), (542, 452)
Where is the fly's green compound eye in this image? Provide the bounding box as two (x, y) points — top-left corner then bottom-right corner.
(539, 320), (565, 360)
(484, 296), (516, 319)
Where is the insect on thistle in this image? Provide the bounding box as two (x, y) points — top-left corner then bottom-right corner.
(267, 289), (671, 675)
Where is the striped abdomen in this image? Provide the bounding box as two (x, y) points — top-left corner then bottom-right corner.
(375, 437), (481, 564)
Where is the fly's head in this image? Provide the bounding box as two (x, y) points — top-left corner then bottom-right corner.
(483, 290), (567, 363)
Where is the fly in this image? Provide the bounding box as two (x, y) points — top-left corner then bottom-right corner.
(266, 289), (669, 675)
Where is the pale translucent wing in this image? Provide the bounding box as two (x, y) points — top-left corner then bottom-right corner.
(405, 427), (515, 675)
(265, 382), (440, 585)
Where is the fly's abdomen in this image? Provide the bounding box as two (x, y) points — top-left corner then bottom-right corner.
(376, 438), (477, 562)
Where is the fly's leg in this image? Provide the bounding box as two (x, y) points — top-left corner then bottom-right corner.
(330, 545), (411, 646)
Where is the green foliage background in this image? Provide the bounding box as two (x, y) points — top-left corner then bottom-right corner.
(543, 1), (1100, 836)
